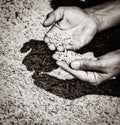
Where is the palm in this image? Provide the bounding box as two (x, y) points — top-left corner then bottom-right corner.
(55, 7), (87, 29)
(56, 50), (120, 85)
(44, 7), (97, 51)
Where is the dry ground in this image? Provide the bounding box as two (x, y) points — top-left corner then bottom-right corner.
(0, 0), (120, 124)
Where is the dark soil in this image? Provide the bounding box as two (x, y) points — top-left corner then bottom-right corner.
(50, 0), (109, 9)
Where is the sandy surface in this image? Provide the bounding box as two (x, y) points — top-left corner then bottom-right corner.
(0, 0), (120, 124)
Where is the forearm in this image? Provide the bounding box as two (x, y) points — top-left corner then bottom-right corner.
(85, 0), (120, 32)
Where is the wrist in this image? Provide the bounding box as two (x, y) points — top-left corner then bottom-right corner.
(84, 0), (120, 32)
(84, 8), (102, 32)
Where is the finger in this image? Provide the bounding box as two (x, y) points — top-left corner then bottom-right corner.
(48, 43), (56, 51)
(43, 12), (55, 27)
(56, 61), (91, 81)
(52, 52), (61, 61)
(43, 7), (64, 27)
(57, 61), (115, 85)
(56, 61), (78, 75)
(70, 59), (104, 72)
(56, 61), (100, 84)
(44, 35), (50, 44)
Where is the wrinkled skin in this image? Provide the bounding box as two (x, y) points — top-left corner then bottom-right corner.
(56, 50), (120, 85)
(43, 6), (120, 84)
(43, 6), (98, 51)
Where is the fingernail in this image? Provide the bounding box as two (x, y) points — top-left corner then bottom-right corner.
(56, 61), (62, 66)
(71, 61), (80, 69)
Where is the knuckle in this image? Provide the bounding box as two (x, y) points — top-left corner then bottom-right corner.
(81, 61), (89, 70)
(83, 64), (88, 70)
(99, 60), (106, 69)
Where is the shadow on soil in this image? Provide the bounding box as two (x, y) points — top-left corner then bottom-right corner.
(20, 25), (120, 100)
(50, 0), (108, 9)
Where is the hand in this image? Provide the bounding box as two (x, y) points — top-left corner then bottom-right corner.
(56, 50), (120, 85)
(43, 6), (98, 51)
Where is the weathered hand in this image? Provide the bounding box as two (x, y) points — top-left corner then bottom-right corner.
(43, 7), (98, 51)
(56, 50), (120, 85)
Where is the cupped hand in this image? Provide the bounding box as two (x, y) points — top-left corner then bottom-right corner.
(56, 50), (120, 85)
(43, 6), (98, 51)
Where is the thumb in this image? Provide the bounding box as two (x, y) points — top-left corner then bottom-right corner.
(70, 59), (104, 72)
(43, 7), (64, 27)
